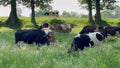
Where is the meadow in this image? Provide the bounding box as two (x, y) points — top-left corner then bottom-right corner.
(0, 17), (120, 68)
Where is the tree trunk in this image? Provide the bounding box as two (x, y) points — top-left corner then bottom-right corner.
(31, 0), (38, 27)
(95, 0), (101, 24)
(6, 0), (19, 25)
(88, 0), (94, 23)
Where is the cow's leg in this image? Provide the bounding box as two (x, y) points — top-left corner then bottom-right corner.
(115, 31), (120, 36)
(16, 41), (22, 47)
(46, 39), (50, 45)
(15, 41), (25, 49)
(36, 43), (41, 50)
(97, 42), (102, 53)
(67, 42), (78, 56)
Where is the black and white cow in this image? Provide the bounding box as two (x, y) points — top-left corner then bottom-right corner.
(67, 32), (106, 54)
(15, 29), (50, 47)
(44, 10), (59, 17)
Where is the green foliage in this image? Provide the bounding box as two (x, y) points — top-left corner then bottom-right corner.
(35, 10), (45, 17)
(17, 7), (22, 17)
(0, 0), (11, 6)
(61, 11), (81, 18)
(78, 0), (117, 10)
(21, 0), (52, 10)
(101, 6), (120, 18)
(49, 19), (64, 25)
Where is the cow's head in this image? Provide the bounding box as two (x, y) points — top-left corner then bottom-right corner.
(42, 28), (58, 45)
(66, 24), (75, 32)
(60, 24), (75, 33)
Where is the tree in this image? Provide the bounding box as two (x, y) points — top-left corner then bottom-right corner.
(78, 0), (117, 24)
(21, 0), (53, 27)
(61, 11), (71, 17)
(94, 0), (101, 24)
(78, 0), (94, 23)
(31, 0), (36, 26)
(94, 0), (117, 24)
(35, 3), (52, 17)
(35, 10), (46, 17)
(0, 0), (21, 26)
(61, 11), (80, 18)
(101, 6), (120, 18)
(17, 7), (22, 16)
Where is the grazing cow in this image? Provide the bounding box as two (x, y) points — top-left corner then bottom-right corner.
(50, 24), (74, 33)
(39, 22), (58, 44)
(67, 32), (106, 54)
(41, 28), (58, 45)
(80, 25), (104, 34)
(80, 25), (120, 37)
(15, 29), (50, 47)
(103, 26), (120, 37)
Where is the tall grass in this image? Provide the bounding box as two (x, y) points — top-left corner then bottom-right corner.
(0, 31), (120, 68)
(0, 17), (120, 68)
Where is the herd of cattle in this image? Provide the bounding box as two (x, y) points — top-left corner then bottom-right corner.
(15, 23), (120, 54)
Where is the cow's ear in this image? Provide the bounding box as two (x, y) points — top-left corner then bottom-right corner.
(39, 26), (43, 29)
(101, 32), (107, 38)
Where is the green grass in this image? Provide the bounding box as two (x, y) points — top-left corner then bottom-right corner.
(0, 17), (120, 68)
(0, 30), (120, 68)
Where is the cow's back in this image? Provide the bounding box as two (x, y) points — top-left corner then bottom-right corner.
(15, 29), (49, 45)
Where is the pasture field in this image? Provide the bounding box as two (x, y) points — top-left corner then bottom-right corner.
(0, 17), (120, 68)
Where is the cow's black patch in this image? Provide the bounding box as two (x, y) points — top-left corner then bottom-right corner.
(96, 33), (103, 41)
(74, 34), (91, 50)
(15, 29), (50, 46)
(90, 41), (94, 46)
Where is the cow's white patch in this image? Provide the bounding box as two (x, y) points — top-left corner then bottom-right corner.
(66, 24), (71, 29)
(87, 32), (103, 46)
(42, 28), (52, 34)
(60, 24), (67, 30)
(75, 34), (81, 37)
(115, 31), (120, 37)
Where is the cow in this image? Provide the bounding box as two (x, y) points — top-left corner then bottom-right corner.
(67, 32), (106, 54)
(15, 29), (50, 47)
(44, 10), (59, 17)
(39, 22), (58, 44)
(80, 25), (120, 37)
(80, 25), (104, 34)
(41, 28), (58, 45)
(103, 26), (120, 37)
(50, 23), (74, 33)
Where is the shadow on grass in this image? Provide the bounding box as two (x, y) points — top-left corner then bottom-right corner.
(0, 20), (22, 30)
(89, 20), (111, 26)
(33, 23), (39, 28)
(0, 20), (40, 30)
